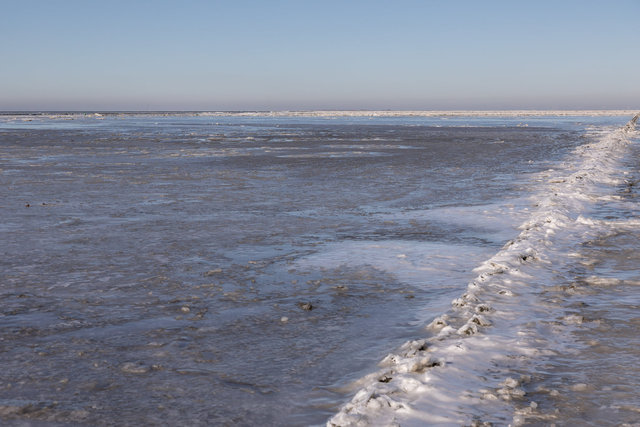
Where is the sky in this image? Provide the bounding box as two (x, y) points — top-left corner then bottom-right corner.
(1, 0), (639, 111)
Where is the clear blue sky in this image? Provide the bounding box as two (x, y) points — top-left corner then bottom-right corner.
(2, 0), (639, 111)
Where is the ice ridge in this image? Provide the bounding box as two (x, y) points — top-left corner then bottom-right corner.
(328, 115), (638, 426)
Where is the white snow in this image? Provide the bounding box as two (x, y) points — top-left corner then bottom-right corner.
(328, 116), (639, 426)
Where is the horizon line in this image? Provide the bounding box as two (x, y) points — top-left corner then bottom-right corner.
(1, 109), (638, 117)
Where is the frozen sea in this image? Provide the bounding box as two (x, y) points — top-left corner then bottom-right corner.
(0, 111), (638, 426)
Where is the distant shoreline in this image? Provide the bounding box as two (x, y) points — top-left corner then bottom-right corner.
(0, 109), (638, 118)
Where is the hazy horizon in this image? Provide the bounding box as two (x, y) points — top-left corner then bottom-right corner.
(2, 109), (639, 114)
(2, 1), (639, 111)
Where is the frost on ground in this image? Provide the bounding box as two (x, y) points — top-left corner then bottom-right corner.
(329, 117), (639, 426)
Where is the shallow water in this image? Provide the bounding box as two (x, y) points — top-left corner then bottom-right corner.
(0, 113), (636, 426)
